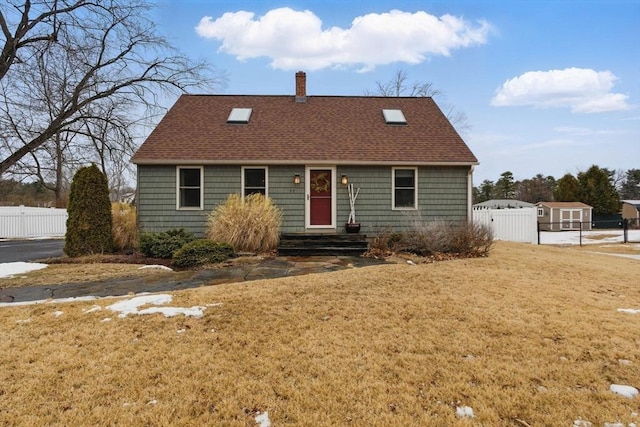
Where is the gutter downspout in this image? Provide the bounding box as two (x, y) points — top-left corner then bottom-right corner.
(467, 165), (474, 223)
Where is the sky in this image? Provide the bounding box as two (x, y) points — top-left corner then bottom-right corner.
(151, 0), (639, 184)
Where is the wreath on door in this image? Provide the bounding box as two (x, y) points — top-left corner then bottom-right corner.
(311, 172), (330, 193)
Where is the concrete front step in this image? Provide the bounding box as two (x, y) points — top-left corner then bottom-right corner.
(278, 233), (368, 256)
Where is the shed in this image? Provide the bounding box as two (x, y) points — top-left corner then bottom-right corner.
(536, 202), (593, 231)
(621, 200), (640, 226)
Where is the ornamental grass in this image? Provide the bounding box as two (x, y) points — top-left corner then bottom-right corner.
(207, 193), (282, 253)
(112, 202), (138, 252)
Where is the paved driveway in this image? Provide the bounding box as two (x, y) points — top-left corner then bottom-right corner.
(0, 239), (65, 263)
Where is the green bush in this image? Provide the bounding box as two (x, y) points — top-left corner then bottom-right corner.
(172, 239), (235, 268)
(64, 164), (114, 257)
(138, 228), (195, 258)
(207, 193), (282, 253)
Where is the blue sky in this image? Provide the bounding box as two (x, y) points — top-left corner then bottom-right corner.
(152, 0), (639, 184)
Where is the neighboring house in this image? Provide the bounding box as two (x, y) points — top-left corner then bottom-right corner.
(473, 199), (534, 209)
(132, 72), (478, 237)
(621, 200), (640, 226)
(536, 202), (593, 231)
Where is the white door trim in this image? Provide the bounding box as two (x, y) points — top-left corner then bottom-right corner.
(305, 166), (337, 230)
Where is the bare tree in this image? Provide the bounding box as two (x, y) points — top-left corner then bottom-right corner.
(365, 69), (471, 134)
(0, 0), (225, 175)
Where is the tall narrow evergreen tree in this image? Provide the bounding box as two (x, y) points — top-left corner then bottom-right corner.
(64, 164), (114, 256)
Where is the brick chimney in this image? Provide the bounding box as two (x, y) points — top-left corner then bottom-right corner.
(295, 71), (306, 103)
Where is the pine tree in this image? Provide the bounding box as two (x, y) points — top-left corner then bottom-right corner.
(577, 165), (620, 215)
(553, 174), (580, 202)
(64, 164), (114, 257)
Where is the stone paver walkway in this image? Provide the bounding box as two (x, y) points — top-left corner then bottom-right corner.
(0, 256), (388, 304)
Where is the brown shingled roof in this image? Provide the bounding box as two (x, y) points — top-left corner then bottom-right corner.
(132, 94), (478, 165)
(537, 202), (593, 208)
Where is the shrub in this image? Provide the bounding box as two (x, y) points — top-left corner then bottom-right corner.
(370, 219), (494, 257)
(207, 193), (282, 253)
(112, 203), (137, 252)
(64, 164), (114, 257)
(172, 239), (235, 268)
(139, 228), (196, 258)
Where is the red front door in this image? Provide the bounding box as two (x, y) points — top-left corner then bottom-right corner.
(309, 169), (332, 226)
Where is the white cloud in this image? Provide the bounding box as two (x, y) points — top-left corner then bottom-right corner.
(195, 8), (491, 71)
(491, 68), (631, 113)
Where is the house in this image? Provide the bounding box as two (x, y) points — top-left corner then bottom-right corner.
(132, 72), (478, 237)
(621, 200), (640, 226)
(536, 202), (593, 231)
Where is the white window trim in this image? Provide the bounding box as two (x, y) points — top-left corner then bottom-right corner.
(537, 208), (544, 217)
(392, 167), (418, 210)
(176, 166), (204, 210)
(241, 166), (268, 198)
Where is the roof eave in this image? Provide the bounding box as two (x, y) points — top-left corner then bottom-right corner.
(132, 159), (479, 167)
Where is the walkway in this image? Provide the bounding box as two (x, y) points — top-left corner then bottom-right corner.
(0, 255), (387, 304)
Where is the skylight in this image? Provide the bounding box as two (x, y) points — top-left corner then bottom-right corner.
(227, 108), (252, 124)
(382, 109), (407, 125)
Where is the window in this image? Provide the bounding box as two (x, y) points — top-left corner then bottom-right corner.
(242, 167), (267, 197)
(392, 167), (417, 209)
(537, 208), (544, 217)
(177, 167), (203, 209)
(227, 108), (252, 124)
(382, 109), (407, 125)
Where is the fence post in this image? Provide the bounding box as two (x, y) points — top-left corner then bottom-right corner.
(623, 218), (628, 244)
(537, 221), (540, 245)
(579, 221), (583, 247)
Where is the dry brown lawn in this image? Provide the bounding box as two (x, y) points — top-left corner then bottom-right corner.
(0, 242), (638, 426)
(0, 263), (177, 288)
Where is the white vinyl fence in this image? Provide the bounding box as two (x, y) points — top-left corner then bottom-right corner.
(0, 206), (67, 239)
(473, 207), (537, 244)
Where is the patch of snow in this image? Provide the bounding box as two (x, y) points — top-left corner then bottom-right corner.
(540, 230), (640, 245)
(456, 406), (475, 418)
(573, 420), (592, 427)
(619, 359), (633, 366)
(610, 384), (639, 399)
(138, 306), (206, 318)
(618, 308), (640, 314)
(147, 399), (158, 405)
(52, 311), (63, 317)
(82, 305), (102, 314)
(0, 262), (48, 278)
(51, 296), (99, 303)
(406, 260), (416, 265)
(177, 329), (186, 334)
(255, 411), (271, 427)
(107, 294), (172, 318)
(107, 294), (205, 318)
(138, 265), (173, 271)
(101, 318), (112, 322)
(15, 318), (32, 324)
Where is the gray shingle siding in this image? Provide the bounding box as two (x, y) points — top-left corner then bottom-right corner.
(137, 165), (470, 237)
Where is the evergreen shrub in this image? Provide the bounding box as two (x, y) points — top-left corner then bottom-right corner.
(172, 239), (234, 268)
(138, 228), (195, 258)
(64, 164), (114, 257)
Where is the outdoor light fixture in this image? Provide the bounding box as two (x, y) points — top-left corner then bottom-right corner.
(293, 174), (301, 184)
(341, 175), (348, 185)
